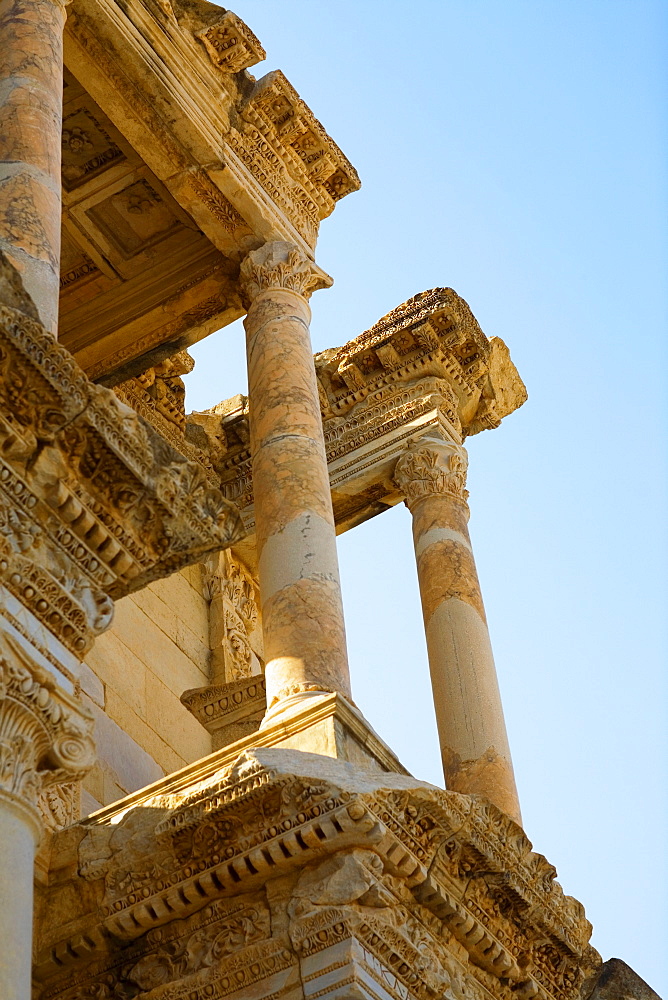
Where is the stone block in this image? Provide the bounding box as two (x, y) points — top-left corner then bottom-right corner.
(109, 596), (208, 696)
(145, 671), (212, 763)
(78, 661), (105, 708)
(82, 693), (166, 795)
(86, 630), (147, 719)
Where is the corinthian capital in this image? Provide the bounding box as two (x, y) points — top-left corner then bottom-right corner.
(240, 241), (332, 304)
(394, 436), (469, 510)
(0, 632), (95, 835)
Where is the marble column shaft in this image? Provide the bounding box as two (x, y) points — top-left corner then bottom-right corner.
(0, 0), (67, 333)
(395, 435), (522, 825)
(240, 242), (351, 717)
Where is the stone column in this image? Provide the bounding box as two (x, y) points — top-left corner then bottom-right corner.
(0, 631), (94, 1000)
(0, 0), (67, 333)
(394, 433), (521, 825)
(240, 241), (351, 721)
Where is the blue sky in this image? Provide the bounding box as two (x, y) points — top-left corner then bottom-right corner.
(185, 2), (667, 990)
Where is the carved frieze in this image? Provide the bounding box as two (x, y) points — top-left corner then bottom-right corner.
(228, 71), (360, 248)
(193, 287), (524, 538)
(1, 253), (244, 655)
(35, 750), (599, 1000)
(319, 287), (527, 432)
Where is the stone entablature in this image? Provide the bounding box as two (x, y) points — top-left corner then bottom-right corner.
(60, 1), (360, 381)
(34, 749), (599, 1000)
(195, 287), (527, 537)
(0, 254), (244, 657)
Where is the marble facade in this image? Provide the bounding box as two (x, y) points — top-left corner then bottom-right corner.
(0, 2), (659, 1000)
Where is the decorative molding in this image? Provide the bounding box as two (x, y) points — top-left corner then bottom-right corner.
(195, 11), (266, 74)
(181, 674), (266, 750)
(199, 550), (263, 686)
(240, 240), (332, 304)
(36, 750), (598, 1000)
(196, 287), (525, 540)
(394, 437), (469, 510)
(0, 253), (244, 654)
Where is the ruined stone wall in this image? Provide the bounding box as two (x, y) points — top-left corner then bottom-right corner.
(80, 565), (212, 812)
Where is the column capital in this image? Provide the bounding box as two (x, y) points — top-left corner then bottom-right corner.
(0, 632), (95, 837)
(394, 435), (469, 511)
(239, 241), (332, 304)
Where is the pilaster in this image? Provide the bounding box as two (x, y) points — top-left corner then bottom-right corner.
(0, 629), (94, 1000)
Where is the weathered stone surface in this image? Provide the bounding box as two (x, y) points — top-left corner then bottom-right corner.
(34, 748), (600, 1000)
(0, 0), (67, 333)
(0, 3), (648, 998)
(0, 252), (244, 656)
(207, 286), (527, 538)
(585, 959), (662, 1000)
(240, 242), (351, 717)
(57, 3), (358, 380)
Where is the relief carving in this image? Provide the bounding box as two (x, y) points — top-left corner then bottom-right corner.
(202, 550), (261, 683)
(61, 108), (124, 190)
(0, 252), (244, 654)
(195, 11), (266, 73)
(239, 240), (332, 304)
(0, 632), (94, 827)
(39, 751), (598, 1000)
(204, 288), (524, 538)
(394, 438), (469, 510)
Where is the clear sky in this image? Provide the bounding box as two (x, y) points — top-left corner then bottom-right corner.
(185, 2), (667, 991)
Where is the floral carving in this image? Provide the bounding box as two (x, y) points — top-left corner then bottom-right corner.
(0, 255), (245, 653)
(202, 552), (261, 684)
(239, 241), (332, 304)
(0, 633), (94, 825)
(394, 437), (469, 509)
(42, 751), (598, 1000)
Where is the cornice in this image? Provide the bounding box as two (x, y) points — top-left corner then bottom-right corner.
(63, 0), (360, 254)
(189, 288), (526, 541)
(36, 748), (597, 1000)
(0, 254), (244, 655)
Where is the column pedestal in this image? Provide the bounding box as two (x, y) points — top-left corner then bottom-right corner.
(240, 242), (352, 722)
(395, 434), (521, 825)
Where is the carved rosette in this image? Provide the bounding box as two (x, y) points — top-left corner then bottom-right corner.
(394, 437), (469, 511)
(239, 241), (332, 304)
(0, 633), (95, 835)
(196, 11), (266, 73)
